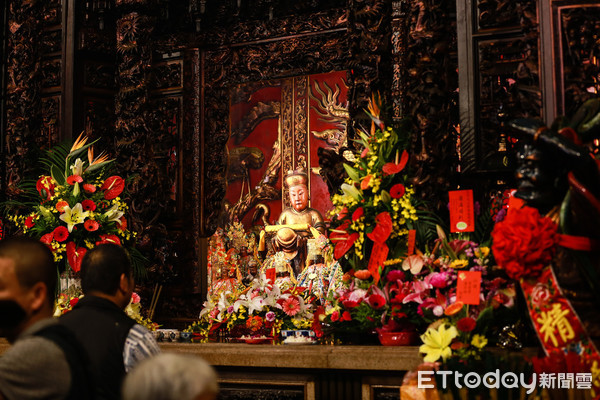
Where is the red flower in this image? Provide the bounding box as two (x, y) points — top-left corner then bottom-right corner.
(338, 207), (349, 220)
(360, 147), (369, 158)
(390, 183), (406, 199)
(66, 242), (87, 273)
(24, 215), (36, 228)
(118, 216), (127, 231)
(66, 175), (83, 185)
(53, 226), (69, 242)
(530, 283), (551, 307)
(69, 297), (80, 308)
(342, 300), (360, 309)
(96, 234), (121, 246)
(56, 201), (69, 213)
(81, 199), (96, 211)
(354, 269), (371, 280)
(352, 207), (364, 221)
(282, 297), (301, 316)
(367, 294), (386, 309)
(386, 269), (405, 282)
(360, 174), (373, 190)
(366, 212), (392, 243)
(101, 176), (125, 200)
(491, 206), (557, 280)
(36, 176), (55, 200)
(451, 341), (468, 350)
(330, 222), (359, 260)
(83, 184), (96, 193)
(331, 310), (340, 322)
(84, 220), (99, 232)
(382, 150), (409, 176)
(40, 233), (54, 247)
(456, 317), (476, 332)
(341, 311), (352, 321)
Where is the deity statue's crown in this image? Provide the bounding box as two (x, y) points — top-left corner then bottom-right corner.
(285, 168), (308, 188)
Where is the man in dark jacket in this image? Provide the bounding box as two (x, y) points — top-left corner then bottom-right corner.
(0, 236), (92, 400)
(60, 243), (160, 400)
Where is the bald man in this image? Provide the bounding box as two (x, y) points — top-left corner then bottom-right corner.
(0, 236), (92, 400)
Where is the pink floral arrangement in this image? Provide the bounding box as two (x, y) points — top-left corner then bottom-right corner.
(191, 272), (316, 341)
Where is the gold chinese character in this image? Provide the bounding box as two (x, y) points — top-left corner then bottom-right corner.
(536, 303), (575, 347)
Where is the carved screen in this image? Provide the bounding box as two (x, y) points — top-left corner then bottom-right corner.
(552, 2), (600, 117)
(225, 70), (348, 229)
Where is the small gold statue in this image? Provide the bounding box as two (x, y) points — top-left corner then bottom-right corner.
(278, 168), (326, 236)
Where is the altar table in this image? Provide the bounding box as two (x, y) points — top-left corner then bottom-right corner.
(1, 339), (419, 400)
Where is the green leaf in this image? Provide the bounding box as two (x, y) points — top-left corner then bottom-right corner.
(343, 164), (360, 182)
(73, 181), (80, 197)
(474, 306), (493, 334)
(51, 165), (65, 185)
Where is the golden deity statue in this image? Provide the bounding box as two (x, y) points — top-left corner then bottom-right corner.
(277, 168), (326, 236)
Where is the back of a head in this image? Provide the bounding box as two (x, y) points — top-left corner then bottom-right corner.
(0, 236), (56, 304)
(80, 244), (132, 295)
(122, 353), (218, 400)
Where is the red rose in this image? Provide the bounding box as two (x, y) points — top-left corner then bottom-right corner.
(456, 317), (476, 333)
(66, 175), (83, 185)
(331, 310), (340, 322)
(341, 311), (352, 321)
(24, 215), (36, 228)
(81, 199), (96, 211)
(390, 183), (406, 199)
(52, 226), (69, 242)
(83, 184), (96, 193)
(491, 206), (557, 280)
(84, 220), (100, 232)
(101, 176), (125, 200)
(69, 297), (79, 308)
(352, 207), (364, 221)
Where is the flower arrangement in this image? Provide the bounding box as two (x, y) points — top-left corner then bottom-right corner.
(190, 272), (316, 342)
(313, 227), (517, 347)
(329, 94), (419, 283)
(3, 133), (144, 278)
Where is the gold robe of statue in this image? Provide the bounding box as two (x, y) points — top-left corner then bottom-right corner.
(277, 168), (326, 236)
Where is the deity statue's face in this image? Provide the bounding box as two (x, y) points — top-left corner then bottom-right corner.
(289, 185), (308, 212)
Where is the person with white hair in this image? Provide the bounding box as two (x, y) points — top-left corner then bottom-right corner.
(122, 353), (219, 400)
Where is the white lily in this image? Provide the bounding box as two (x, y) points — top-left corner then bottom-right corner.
(70, 158), (84, 176)
(59, 203), (89, 232)
(103, 203), (124, 222)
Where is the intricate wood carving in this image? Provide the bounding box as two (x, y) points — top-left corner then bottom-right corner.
(402, 0), (459, 211)
(200, 6), (349, 236)
(554, 4), (600, 117)
(3, 0), (46, 199)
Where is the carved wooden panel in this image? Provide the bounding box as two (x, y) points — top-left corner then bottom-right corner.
(551, 2), (600, 117)
(225, 71), (348, 229)
(403, 0), (459, 211)
(457, 0), (539, 177)
(200, 8), (349, 236)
